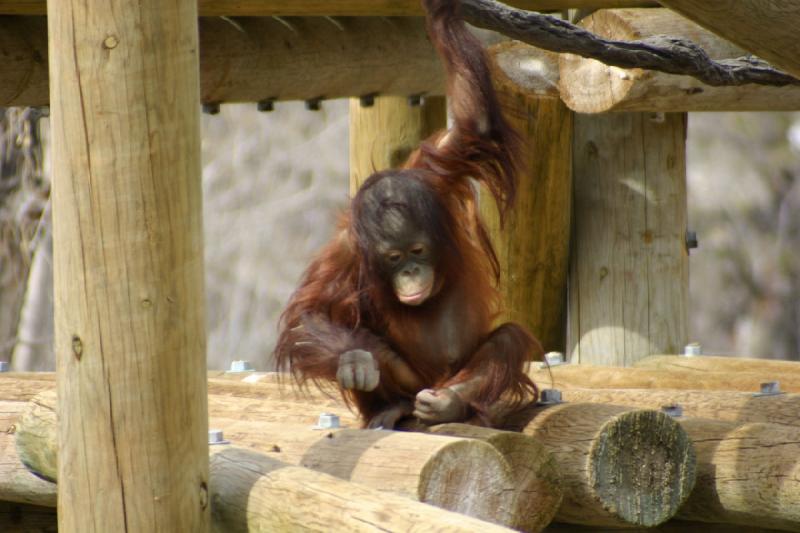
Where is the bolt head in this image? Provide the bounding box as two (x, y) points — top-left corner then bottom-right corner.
(539, 389), (562, 405)
(0, 362), (8, 372)
(229, 360), (254, 372)
(683, 342), (702, 356)
(209, 429), (228, 445)
(317, 413), (341, 429)
(661, 404), (683, 418)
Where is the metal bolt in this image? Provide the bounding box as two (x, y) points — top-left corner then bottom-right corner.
(661, 404), (683, 418)
(316, 413), (341, 429)
(208, 429), (229, 445)
(755, 381), (782, 397)
(305, 98), (322, 111)
(229, 360), (254, 373)
(202, 102), (221, 115)
(0, 361), (8, 372)
(257, 98), (275, 112)
(686, 230), (699, 253)
(544, 352), (565, 366)
(538, 389), (562, 405)
(408, 94), (423, 107)
(649, 112), (666, 123)
(683, 342), (702, 356)
(359, 94), (376, 108)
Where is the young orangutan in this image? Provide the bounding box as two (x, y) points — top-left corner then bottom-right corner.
(275, 0), (541, 429)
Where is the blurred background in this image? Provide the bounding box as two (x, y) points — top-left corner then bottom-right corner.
(1, 104), (798, 370)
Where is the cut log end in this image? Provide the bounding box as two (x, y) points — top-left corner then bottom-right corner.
(590, 410), (696, 527)
(419, 438), (515, 525)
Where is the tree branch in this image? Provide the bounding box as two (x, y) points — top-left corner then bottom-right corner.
(461, 0), (800, 87)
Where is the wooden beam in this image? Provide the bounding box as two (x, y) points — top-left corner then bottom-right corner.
(658, 0), (800, 80)
(349, 95), (447, 194)
(0, 1), (660, 16)
(530, 364), (800, 393)
(0, 16), (445, 107)
(635, 354), (800, 377)
(482, 45), (573, 352)
(560, 8), (800, 112)
(48, 0), (209, 531)
(568, 112), (688, 365)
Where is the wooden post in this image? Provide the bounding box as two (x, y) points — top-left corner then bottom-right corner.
(349, 95), (446, 195)
(568, 112), (688, 365)
(483, 46), (573, 351)
(47, 0), (209, 531)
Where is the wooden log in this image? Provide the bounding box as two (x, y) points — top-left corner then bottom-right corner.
(428, 423), (564, 533)
(530, 364), (800, 393)
(560, 388), (800, 428)
(568, 112), (688, 364)
(15, 391), (517, 528)
(677, 418), (800, 531)
(482, 46), (573, 352)
(544, 520), (787, 532)
(559, 9), (800, 113)
(0, 400), (56, 507)
(519, 403), (696, 528)
(635, 354), (800, 378)
(0, 16), (444, 107)
(0, 1), (661, 16)
(657, 0), (800, 81)
(349, 95), (447, 194)
(48, 0), (209, 530)
(209, 446), (515, 532)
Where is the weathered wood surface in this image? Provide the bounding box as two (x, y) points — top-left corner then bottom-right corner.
(0, 16), (444, 107)
(568, 112), (688, 365)
(209, 446), (515, 532)
(530, 364), (800, 393)
(636, 354), (800, 378)
(560, 388), (800, 428)
(428, 423), (564, 533)
(349, 95), (446, 194)
(0, 400), (55, 507)
(560, 9), (800, 112)
(519, 403), (695, 528)
(677, 418), (800, 531)
(15, 390), (517, 528)
(49, 0), (209, 527)
(0, 1), (660, 16)
(544, 520), (787, 532)
(482, 47), (573, 352)
(657, 0), (800, 81)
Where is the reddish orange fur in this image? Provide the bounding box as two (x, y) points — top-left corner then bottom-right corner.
(275, 0), (541, 427)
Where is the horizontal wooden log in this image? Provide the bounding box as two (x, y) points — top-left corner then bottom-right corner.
(560, 388), (800, 428)
(427, 423), (564, 533)
(0, 1), (660, 16)
(559, 9), (800, 112)
(518, 403), (695, 528)
(17, 391), (516, 527)
(0, 16), (444, 107)
(209, 446), (515, 532)
(677, 418), (800, 531)
(657, 0), (800, 81)
(635, 354), (800, 378)
(0, 400), (56, 506)
(544, 519), (788, 532)
(530, 364), (800, 393)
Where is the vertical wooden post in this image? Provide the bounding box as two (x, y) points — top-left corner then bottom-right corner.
(349, 95), (446, 194)
(568, 112), (688, 366)
(483, 48), (573, 352)
(48, 0), (209, 531)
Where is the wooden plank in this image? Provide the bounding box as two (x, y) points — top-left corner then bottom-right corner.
(636, 354), (800, 377)
(48, 0), (209, 531)
(560, 8), (800, 112)
(658, 0), (800, 80)
(483, 46), (573, 352)
(0, 1), (661, 16)
(568, 112), (688, 365)
(349, 95), (446, 194)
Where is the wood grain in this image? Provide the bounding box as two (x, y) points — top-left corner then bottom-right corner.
(568, 112), (688, 365)
(47, 0), (209, 530)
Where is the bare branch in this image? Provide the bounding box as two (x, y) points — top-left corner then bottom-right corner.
(461, 0), (800, 87)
